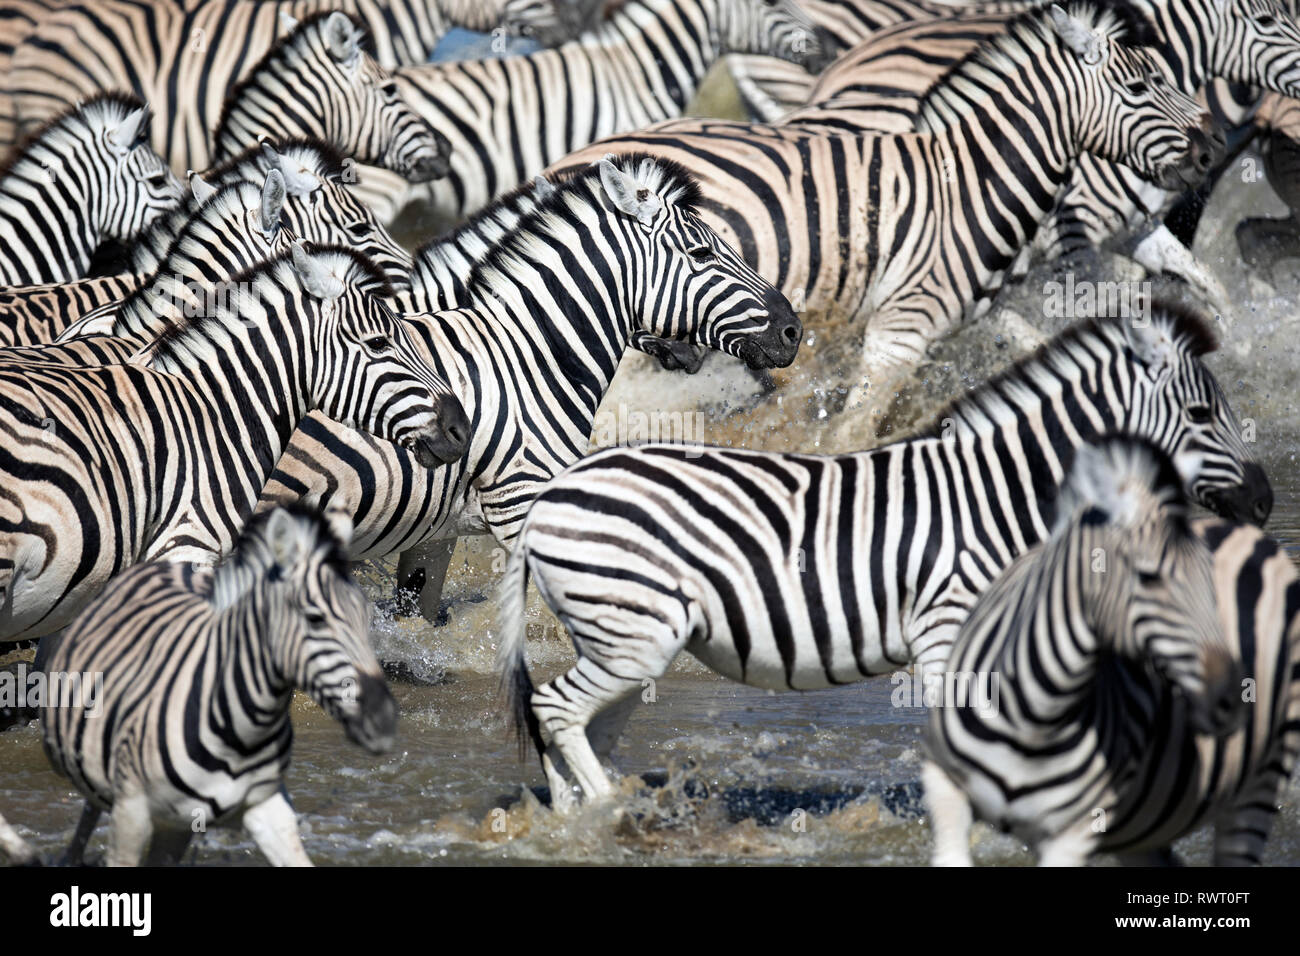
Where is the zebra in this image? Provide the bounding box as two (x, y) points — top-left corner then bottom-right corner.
(0, 139), (414, 347)
(768, 0), (1300, 304)
(39, 503), (397, 867)
(255, 155), (800, 622)
(352, 0), (833, 226)
(0, 243), (469, 645)
(0, 810), (35, 864)
(551, 5), (1218, 395)
(0, 0), (570, 163)
(924, 437), (1300, 866)
(494, 298), (1271, 810)
(0, 92), (182, 287)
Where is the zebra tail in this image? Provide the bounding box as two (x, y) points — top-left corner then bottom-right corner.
(496, 539), (542, 762)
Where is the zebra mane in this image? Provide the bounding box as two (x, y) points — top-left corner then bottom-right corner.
(1055, 435), (1191, 535)
(0, 90), (152, 184)
(202, 136), (350, 188)
(919, 294), (1219, 440)
(144, 244), (395, 366)
(412, 174), (551, 278)
(466, 153), (704, 293)
(215, 12), (373, 143)
(915, 1), (1158, 132)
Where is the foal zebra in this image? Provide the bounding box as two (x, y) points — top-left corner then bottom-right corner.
(255, 156), (799, 611)
(552, 5), (1215, 386)
(496, 300), (1270, 809)
(925, 437), (1300, 866)
(41, 504), (395, 867)
(358, 0), (830, 226)
(0, 245), (468, 644)
(0, 93), (181, 287)
(0, 140), (413, 347)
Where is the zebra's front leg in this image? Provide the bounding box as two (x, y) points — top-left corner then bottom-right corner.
(922, 762), (974, 867)
(1035, 816), (1097, 867)
(395, 537), (457, 623)
(105, 792), (153, 867)
(144, 827), (195, 866)
(1211, 801), (1279, 866)
(243, 789), (312, 867)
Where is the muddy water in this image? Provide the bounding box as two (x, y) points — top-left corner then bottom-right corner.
(4, 137), (1300, 864)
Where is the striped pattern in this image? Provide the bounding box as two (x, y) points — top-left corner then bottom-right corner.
(0, 0), (554, 166)
(0, 92), (182, 287)
(495, 302), (1271, 808)
(40, 505), (397, 867)
(551, 5), (1213, 369)
(256, 155), (800, 563)
(355, 0), (829, 227)
(925, 438), (1300, 866)
(0, 139), (413, 347)
(0, 246), (467, 643)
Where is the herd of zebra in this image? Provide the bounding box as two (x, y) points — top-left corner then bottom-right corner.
(0, 0), (1296, 868)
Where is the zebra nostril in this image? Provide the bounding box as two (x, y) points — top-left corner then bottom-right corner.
(782, 324), (800, 344)
(445, 423), (466, 447)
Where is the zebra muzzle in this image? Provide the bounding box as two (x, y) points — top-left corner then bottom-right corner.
(403, 395), (470, 467)
(1188, 654), (1248, 739)
(343, 673), (399, 754)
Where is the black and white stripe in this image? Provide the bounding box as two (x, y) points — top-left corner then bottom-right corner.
(924, 437), (1299, 866)
(495, 301), (1271, 809)
(0, 245), (468, 644)
(256, 156), (800, 568)
(550, 5), (1216, 377)
(40, 504), (397, 867)
(0, 92), (181, 287)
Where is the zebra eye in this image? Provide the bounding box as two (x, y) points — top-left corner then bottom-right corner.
(363, 335), (390, 353)
(1126, 80), (1149, 95)
(1186, 405), (1213, 424)
(689, 246), (716, 264)
(1257, 14), (1276, 26)
(1135, 569), (1162, 587)
(304, 611), (328, 628)
(147, 172), (170, 186)
(347, 221), (371, 239)
(1149, 71), (1165, 87)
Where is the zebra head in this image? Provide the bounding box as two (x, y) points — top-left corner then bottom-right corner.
(258, 140), (413, 288)
(72, 93), (183, 241)
(714, 0), (835, 72)
(248, 505), (397, 754)
(594, 154), (802, 369)
(219, 13), (451, 184)
(1055, 437), (1244, 737)
(1116, 299), (1272, 525)
(290, 243), (471, 467)
(1203, 0), (1300, 97)
(1045, 4), (1224, 190)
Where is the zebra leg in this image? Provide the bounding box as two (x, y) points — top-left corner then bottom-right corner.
(105, 792), (153, 867)
(59, 802), (102, 866)
(540, 691), (641, 812)
(533, 661), (650, 807)
(1211, 789), (1283, 866)
(144, 828), (195, 866)
(0, 810), (36, 865)
(243, 790), (313, 867)
(922, 761), (974, 867)
(394, 537), (456, 622)
(1034, 817), (1096, 867)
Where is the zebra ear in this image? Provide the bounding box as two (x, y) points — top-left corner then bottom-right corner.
(261, 169), (286, 233)
(266, 509), (305, 568)
(189, 172), (218, 205)
(278, 10), (299, 33)
(322, 504), (355, 549)
(533, 175), (557, 200)
(324, 11), (361, 64)
(599, 158), (663, 227)
(290, 242), (344, 300)
(1066, 443), (1144, 529)
(1048, 5), (1105, 66)
(108, 107), (147, 153)
(1124, 319), (1177, 383)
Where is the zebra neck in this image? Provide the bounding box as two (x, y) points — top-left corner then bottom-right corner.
(0, 152), (102, 283)
(595, 0), (721, 107)
(1129, 0), (1203, 90)
(209, 593), (296, 745)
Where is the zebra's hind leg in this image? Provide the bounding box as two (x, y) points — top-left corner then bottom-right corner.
(394, 537), (457, 622)
(105, 792), (153, 867)
(1211, 799), (1279, 866)
(533, 660), (652, 807)
(59, 802), (101, 866)
(0, 810), (36, 864)
(243, 790), (312, 867)
(922, 761), (974, 867)
(1035, 816), (1096, 867)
